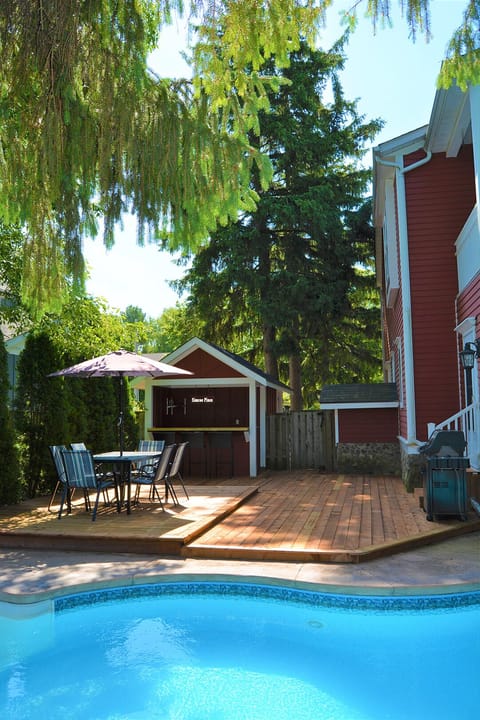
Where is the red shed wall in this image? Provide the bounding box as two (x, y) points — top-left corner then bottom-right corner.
(152, 386), (249, 428)
(175, 348), (244, 378)
(266, 386), (280, 414)
(338, 408), (398, 443)
(404, 147), (475, 440)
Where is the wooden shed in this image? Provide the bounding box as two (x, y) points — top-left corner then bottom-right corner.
(133, 338), (290, 478)
(320, 383), (401, 475)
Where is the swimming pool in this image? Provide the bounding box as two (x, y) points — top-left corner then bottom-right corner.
(1, 581), (479, 720)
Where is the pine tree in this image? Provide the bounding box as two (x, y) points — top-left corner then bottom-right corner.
(180, 39), (382, 409)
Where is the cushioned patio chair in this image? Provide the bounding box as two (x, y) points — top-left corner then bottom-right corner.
(165, 442), (189, 504)
(59, 449), (119, 521)
(131, 443), (176, 507)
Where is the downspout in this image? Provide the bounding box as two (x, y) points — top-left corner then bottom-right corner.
(375, 150), (432, 446)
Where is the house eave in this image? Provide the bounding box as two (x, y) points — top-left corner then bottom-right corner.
(321, 402), (399, 410)
(426, 83), (470, 156)
(373, 125), (428, 226)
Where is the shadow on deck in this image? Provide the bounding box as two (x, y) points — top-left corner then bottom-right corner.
(0, 471), (478, 564)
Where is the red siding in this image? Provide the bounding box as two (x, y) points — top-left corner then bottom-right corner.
(338, 408), (398, 443)
(266, 386), (279, 414)
(457, 270), (480, 321)
(175, 348), (244, 378)
(457, 272), (480, 401)
(405, 147), (475, 440)
(153, 386), (249, 428)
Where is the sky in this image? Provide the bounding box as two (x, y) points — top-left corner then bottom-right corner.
(83, 0), (467, 319)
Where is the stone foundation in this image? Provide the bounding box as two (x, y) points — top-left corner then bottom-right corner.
(399, 445), (425, 492)
(336, 442), (401, 477)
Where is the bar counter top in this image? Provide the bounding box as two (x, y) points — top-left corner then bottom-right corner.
(147, 427), (249, 432)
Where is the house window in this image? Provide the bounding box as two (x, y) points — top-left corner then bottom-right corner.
(384, 179), (400, 307)
(394, 337), (404, 409)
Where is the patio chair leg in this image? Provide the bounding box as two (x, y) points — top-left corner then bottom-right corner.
(92, 490), (102, 521)
(58, 487), (69, 519)
(48, 481), (60, 513)
(177, 471), (189, 501)
(152, 484), (164, 509)
(165, 480), (179, 505)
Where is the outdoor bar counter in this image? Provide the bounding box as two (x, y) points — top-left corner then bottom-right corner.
(148, 427), (251, 479)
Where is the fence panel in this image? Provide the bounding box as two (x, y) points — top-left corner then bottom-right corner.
(266, 411), (334, 471)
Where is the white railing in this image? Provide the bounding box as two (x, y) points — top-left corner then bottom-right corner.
(428, 403), (479, 469)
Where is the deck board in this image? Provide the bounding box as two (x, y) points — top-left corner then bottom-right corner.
(0, 471), (478, 563)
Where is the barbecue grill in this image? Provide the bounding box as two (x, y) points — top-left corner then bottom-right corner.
(419, 430), (468, 521)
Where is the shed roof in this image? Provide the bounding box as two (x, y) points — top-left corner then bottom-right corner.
(320, 383), (398, 408)
(162, 337), (291, 392)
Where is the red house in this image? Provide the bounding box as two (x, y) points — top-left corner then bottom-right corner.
(374, 81), (480, 488)
(323, 80), (480, 489)
(133, 337), (290, 478)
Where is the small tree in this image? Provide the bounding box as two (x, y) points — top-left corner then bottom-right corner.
(0, 335), (21, 503)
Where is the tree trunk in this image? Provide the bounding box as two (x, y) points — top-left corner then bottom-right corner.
(288, 315), (303, 411)
(263, 323), (279, 378)
(289, 353), (303, 411)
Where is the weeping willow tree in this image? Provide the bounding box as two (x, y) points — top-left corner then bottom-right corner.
(0, 0), (478, 316)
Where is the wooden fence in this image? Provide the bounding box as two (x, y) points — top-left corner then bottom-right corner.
(266, 410), (335, 471)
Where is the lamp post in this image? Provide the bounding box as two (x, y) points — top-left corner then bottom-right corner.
(459, 341), (480, 406)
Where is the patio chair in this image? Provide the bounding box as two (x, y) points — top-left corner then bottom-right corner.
(48, 444), (69, 513)
(131, 439), (166, 481)
(70, 442), (87, 451)
(130, 444), (176, 507)
(59, 449), (119, 521)
(72, 441), (118, 485)
(138, 439), (165, 453)
(165, 442), (189, 504)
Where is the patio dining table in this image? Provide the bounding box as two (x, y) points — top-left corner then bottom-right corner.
(93, 450), (163, 514)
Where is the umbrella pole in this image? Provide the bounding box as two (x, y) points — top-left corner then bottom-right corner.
(118, 374), (125, 455)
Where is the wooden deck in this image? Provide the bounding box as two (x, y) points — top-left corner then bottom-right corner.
(0, 470), (479, 563)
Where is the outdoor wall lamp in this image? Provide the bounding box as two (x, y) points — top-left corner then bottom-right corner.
(459, 340), (480, 370)
(459, 340), (480, 406)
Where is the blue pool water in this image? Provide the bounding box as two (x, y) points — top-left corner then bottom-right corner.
(0, 582), (479, 720)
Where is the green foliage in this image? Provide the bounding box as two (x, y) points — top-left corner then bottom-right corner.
(0, 334), (21, 504)
(1, 0), (306, 314)
(1, 0), (473, 318)
(39, 296), (143, 360)
(141, 304), (205, 353)
(123, 305), (146, 323)
(347, 0), (479, 88)
(440, 0), (480, 90)
(0, 222), (32, 330)
(14, 333), (68, 497)
(12, 296), (142, 498)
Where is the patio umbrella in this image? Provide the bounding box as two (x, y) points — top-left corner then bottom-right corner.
(48, 349), (192, 454)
